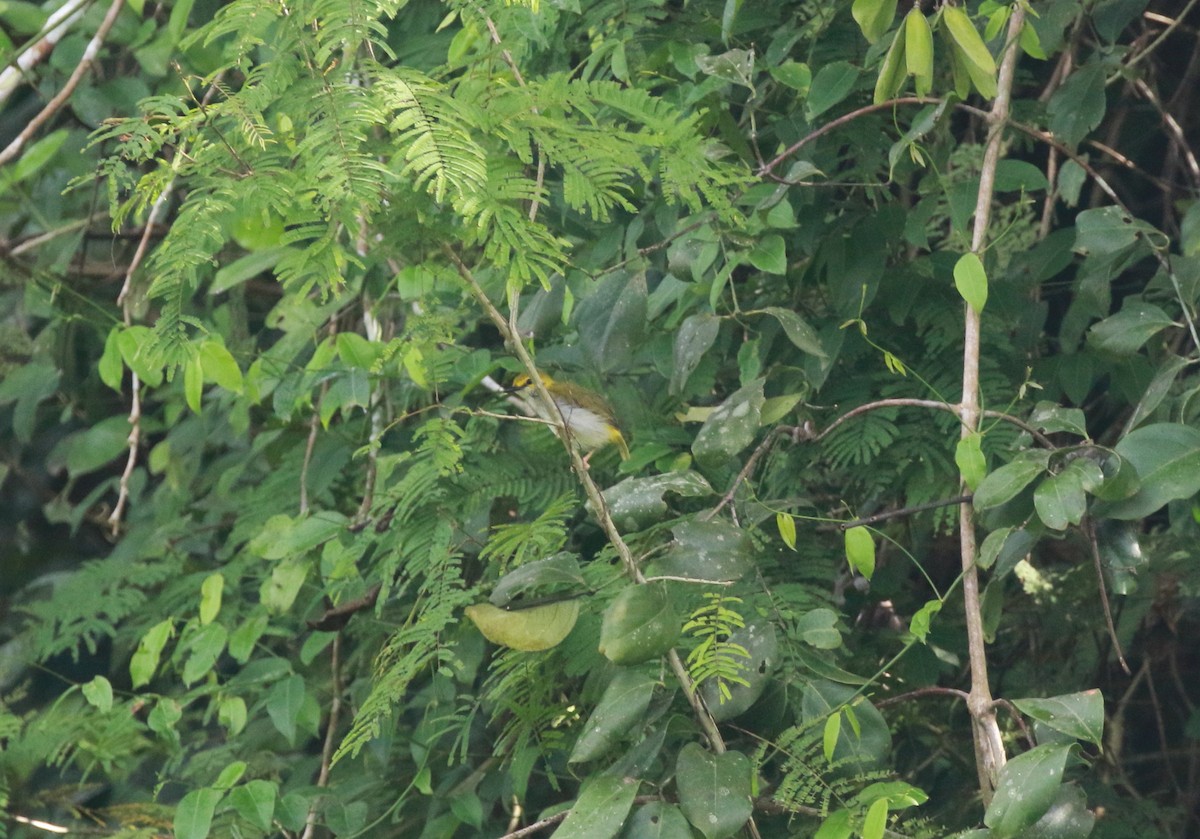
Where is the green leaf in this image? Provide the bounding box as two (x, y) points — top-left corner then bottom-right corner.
(99, 327), (124, 392)
(953, 252), (988, 313)
(701, 621), (779, 719)
(599, 583), (680, 664)
(466, 600), (579, 651)
(903, 9), (934, 97)
(602, 471), (715, 532)
(942, 5), (997, 98)
(776, 512), (797, 550)
(552, 774), (639, 839)
(844, 526), (876, 580)
(214, 761), (247, 790)
(82, 675), (113, 713)
(1034, 460), (1100, 530)
(1013, 690), (1104, 747)
(956, 433), (987, 491)
(748, 234), (787, 274)
(626, 802), (694, 839)
(183, 623), (228, 686)
(672, 313), (721, 395)
(801, 682), (891, 768)
(1028, 402), (1089, 437)
(862, 797), (889, 839)
(823, 713), (841, 762)
(1047, 63), (1106, 148)
(199, 573), (224, 625)
(231, 781), (278, 832)
(247, 512), (347, 560)
(852, 0), (898, 43)
(1074, 205), (1157, 257)
(261, 559), (310, 614)
(490, 553), (585, 607)
(267, 674), (307, 743)
(174, 788), (224, 839)
(184, 351), (203, 413)
(228, 612), (269, 663)
(908, 599), (941, 642)
(650, 520), (754, 583)
(131, 619), (174, 688)
(796, 608), (842, 650)
(770, 61), (812, 93)
(676, 744), (752, 839)
(200, 338), (244, 392)
(1088, 300), (1176, 354)
(692, 378), (765, 466)
(807, 61), (860, 120)
(569, 670), (657, 763)
(762, 307), (825, 357)
(984, 743), (1074, 838)
(1095, 423), (1200, 519)
(874, 27), (907, 104)
(219, 696), (247, 735)
(973, 450), (1051, 509)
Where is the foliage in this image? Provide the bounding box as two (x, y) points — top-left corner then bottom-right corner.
(3, 0), (1200, 837)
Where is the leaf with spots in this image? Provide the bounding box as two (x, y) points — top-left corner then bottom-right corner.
(676, 743), (752, 839)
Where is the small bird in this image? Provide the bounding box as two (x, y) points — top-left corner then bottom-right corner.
(513, 372), (630, 465)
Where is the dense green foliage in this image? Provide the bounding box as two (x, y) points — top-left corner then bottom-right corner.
(3, 0), (1200, 836)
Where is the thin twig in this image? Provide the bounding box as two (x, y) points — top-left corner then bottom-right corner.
(839, 496), (972, 530)
(0, 0), (90, 106)
(300, 634), (344, 839)
(1083, 516), (1132, 675)
(0, 0), (125, 167)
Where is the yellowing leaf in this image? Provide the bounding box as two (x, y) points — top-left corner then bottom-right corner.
(465, 600), (579, 651)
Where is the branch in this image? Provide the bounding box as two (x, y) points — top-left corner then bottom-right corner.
(300, 634), (343, 839)
(0, 0), (125, 167)
(0, 0), (90, 106)
(1083, 517), (1132, 675)
(957, 8), (1027, 804)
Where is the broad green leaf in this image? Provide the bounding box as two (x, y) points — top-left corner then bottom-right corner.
(182, 623), (228, 686)
(770, 61), (812, 93)
(116, 326), (164, 387)
(844, 526), (876, 580)
(956, 433), (987, 491)
(1013, 690), (1104, 747)
(1125, 355), (1188, 432)
(214, 761), (247, 790)
(219, 696), (248, 735)
(650, 520), (754, 583)
(801, 682), (891, 768)
(465, 600), (580, 652)
(6, 129), (68, 184)
(903, 9), (933, 97)
(82, 675), (113, 713)
(1029, 402), (1089, 437)
(490, 553), (585, 607)
(873, 28), (907, 104)
(852, 0), (898, 43)
(228, 611), (269, 663)
(1034, 462), (1096, 530)
(776, 512), (797, 550)
(953, 252), (988, 313)
(908, 599), (941, 642)
(1095, 423), (1200, 519)
(247, 512), (347, 560)
(602, 471), (715, 532)
(182, 350), (201, 412)
(267, 674), (307, 743)
(823, 713), (841, 762)
(984, 743), (1074, 838)
(552, 774), (639, 839)
(676, 744), (752, 839)
(701, 621), (779, 719)
(131, 619), (174, 688)
(692, 378), (765, 466)
(973, 450), (1051, 509)
(626, 802), (694, 839)
(862, 798), (889, 839)
(99, 327), (123, 392)
(53, 416), (132, 477)
(231, 780), (278, 832)
(942, 5), (997, 97)
(748, 234), (786, 274)
(672, 313), (721, 395)
(598, 583), (680, 664)
(199, 573), (224, 625)
(720, 0), (742, 44)
(807, 61), (860, 120)
(174, 788), (223, 839)
(763, 307), (825, 357)
(261, 559), (309, 614)
(814, 809), (853, 839)
(336, 332), (380, 371)
(1047, 63), (1106, 148)
(1088, 301), (1176, 354)
(1074, 205), (1157, 257)
(576, 270), (647, 373)
(569, 670), (657, 763)
(796, 608), (842, 650)
(200, 338), (244, 392)
(695, 49), (755, 88)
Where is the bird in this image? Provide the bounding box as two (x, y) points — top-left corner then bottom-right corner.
(512, 372), (630, 465)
